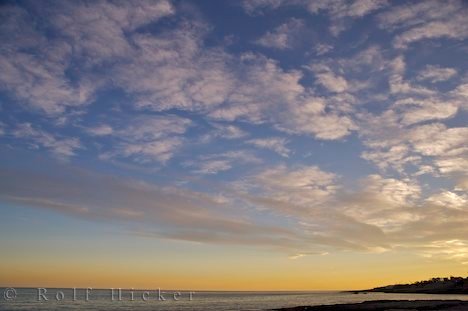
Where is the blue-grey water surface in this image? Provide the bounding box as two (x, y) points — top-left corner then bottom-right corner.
(1, 288), (468, 310)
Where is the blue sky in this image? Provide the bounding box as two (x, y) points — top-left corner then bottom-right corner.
(0, 0), (468, 288)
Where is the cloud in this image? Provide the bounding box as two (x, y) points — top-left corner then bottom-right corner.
(200, 123), (248, 143)
(417, 65), (457, 83)
(0, 42), (93, 115)
(309, 64), (349, 93)
(352, 52), (467, 176)
(243, 0), (388, 35)
(1, 156), (468, 260)
(306, 0), (388, 18)
(241, 0), (291, 15)
(50, 0), (174, 62)
(249, 165), (339, 207)
(85, 124), (113, 136)
(377, 0), (468, 48)
(117, 137), (184, 164)
(359, 108), (468, 176)
(255, 18), (305, 49)
(12, 123), (82, 158)
(307, 0), (388, 36)
(1, 0), (467, 264)
(1, 1), (360, 144)
(246, 137), (290, 157)
(113, 21), (237, 113)
(419, 240), (468, 265)
(208, 53), (305, 122)
(408, 123), (468, 157)
(394, 98), (459, 126)
(426, 191), (467, 210)
(0, 163), (302, 252)
(394, 15), (468, 49)
(188, 150), (261, 175)
(99, 115), (192, 164)
(314, 43), (333, 56)
(341, 175), (422, 229)
(0, 1), (174, 116)
(192, 159), (233, 175)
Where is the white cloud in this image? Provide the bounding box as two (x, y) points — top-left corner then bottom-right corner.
(426, 191), (467, 210)
(435, 157), (468, 174)
(13, 123), (81, 158)
(408, 123), (468, 157)
(377, 0), (468, 48)
(0, 1), (174, 116)
(85, 124), (113, 136)
(209, 53), (305, 122)
(246, 137), (290, 157)
(0, 163), (305, 251)
(311, 66), (349, 93)
(417, 65), (457, 83)
(359, 109), (468, 175)
(0, 46), (94, 115)
(252, 165), (338, 207)
(119, 137), (184, 164)
(241, 0), (291, 15)
(243, 0), (387, 35)
(306, 0), (388, 35)
(114, 23), (237, 112)
(2, 2), (359, 143)
(314, 43), (333, 56)
(201, 123), (248, 143)
(284, 104), (356, 140)
(255, 18), (305, 49)
(394, 15), (468, 49)
(316, 71), (348, 93)
(361, 174), (421, 206)
(377, 0), (462, 30)
(213, 124), (247, 139)
(100, 115), (192, 164)
(394, 98), (459, 125)
(193, 159), (233, 175)
(307, 0), (387, 18)
(420, 240), (468, 265)
(118, 116), (191, 142)
(342, 174), (421, 229)
(50, 0), (174, 62)
(188, 150), (261, 175)
(361, 144), (415, 172)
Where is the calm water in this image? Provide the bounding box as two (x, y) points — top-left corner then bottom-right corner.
(1, 288), (467, 310)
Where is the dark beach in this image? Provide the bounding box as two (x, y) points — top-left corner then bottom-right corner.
(272, 300), (468, 310)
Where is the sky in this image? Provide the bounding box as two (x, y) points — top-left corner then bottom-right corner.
(0, 0), (467, 291)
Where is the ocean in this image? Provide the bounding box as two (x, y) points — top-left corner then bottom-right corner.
(1, 288), (467, 310)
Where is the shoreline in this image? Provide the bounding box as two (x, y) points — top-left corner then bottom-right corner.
(272, 300), (468, 310)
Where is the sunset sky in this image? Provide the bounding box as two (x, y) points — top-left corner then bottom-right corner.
(0, 0), (467, 290)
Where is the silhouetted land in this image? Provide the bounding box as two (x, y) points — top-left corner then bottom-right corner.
(272, 278), (468, 311)
(273, 300), (468, 311)
(352, 277), (468, 294)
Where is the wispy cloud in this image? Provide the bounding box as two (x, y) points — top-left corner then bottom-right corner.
(255, 18), (305, 49)
(12, 123), (82, 158)
(246, 137), (290, 157)
(377, 0), (468, 48)
(99, 115), (192, 164)
(0, 0), (467, 266)
(417, 65), (457, 83)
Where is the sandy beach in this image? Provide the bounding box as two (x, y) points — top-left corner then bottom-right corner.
(273, 300), (468, 310)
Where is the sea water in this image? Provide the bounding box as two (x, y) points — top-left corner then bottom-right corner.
(1, 288), (467, 310)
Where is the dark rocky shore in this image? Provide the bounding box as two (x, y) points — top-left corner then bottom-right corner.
(352, 277), (468, 295)
(272, 300), (468, 310)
